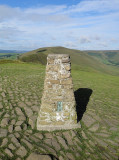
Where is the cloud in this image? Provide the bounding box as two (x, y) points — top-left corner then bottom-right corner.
(0, 5), (21, 21)
(0, 0), (119, 50)
(98, 42), (108, 47)
(0, 26), (24, 40)
(25, 5), (67, 14)
(78, 37), (91, 44)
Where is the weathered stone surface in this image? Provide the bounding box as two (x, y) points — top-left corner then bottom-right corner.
(4, 148), (13, 157)
(66, 153), (75, 160)
(63, 132), (74, 145)
(8, 143), (16, 150)
(27, 153), (52, 160)
(37, 54), (78, 131)
(15, 126), (22, 131)
(0, 128), (8, 137)
(8, 125), (13, 133)
(1, 138), (8, 147)
(51, 139), (61, 150)
(24, 107), (33, 117)
(1, 118), (9, 127)
(15, 107), (24, 116)
(1, 92), (5, 98)
(11, 119), (16, 125)
(57, 136), (68, 149)
(21, 139), (33, 150)
(18, 115), (26, 121)
(34, 133), (43, 139)
(14, 132), (20, 138)
(11, 136), (21, 147)
(16, 146), (27, 157)
(16, 121), (24, 126)
(29, 115), (37, 129)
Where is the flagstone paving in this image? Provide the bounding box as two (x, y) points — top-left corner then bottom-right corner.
(0, 63), (119, 160)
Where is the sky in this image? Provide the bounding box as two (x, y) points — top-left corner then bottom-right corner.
(0, 0), (119, 50)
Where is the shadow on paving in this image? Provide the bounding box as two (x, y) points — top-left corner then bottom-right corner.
(74, 88), (93, 122)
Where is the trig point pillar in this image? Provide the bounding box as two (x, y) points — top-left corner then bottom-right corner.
(37, 54), (79, 131)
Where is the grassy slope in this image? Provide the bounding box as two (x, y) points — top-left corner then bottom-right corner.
(86, 50), (119, 66)
(19, 46), (119, 76)
(0, 53), (20, 60)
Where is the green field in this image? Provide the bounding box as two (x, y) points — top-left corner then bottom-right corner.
(0, 60), (119, 159)
(0, 53), (21, 60)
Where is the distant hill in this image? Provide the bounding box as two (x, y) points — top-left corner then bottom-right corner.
(19, 46), (119, 75)
(85, 50), (119, 66)
(0, 49), (28, 53)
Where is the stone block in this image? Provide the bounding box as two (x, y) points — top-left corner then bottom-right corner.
(50, 80), (60, 84)
(16, 146), (27, 157)
(60, 78), (72, 85)
(38, 121), (51, 125)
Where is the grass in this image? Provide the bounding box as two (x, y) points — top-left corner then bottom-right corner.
(0, 60), (119, 159)
(0, 53), (21, 60)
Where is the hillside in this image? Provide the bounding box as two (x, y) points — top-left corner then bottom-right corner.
(85, 50), (119, 66)
(19, 46), (119, 75)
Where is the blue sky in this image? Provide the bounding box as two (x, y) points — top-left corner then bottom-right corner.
(0, 0), (119, 50)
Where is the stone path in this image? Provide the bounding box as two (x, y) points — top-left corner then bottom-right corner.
(0, 64), (119, 160)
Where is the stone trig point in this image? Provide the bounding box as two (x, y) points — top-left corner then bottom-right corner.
(37, 54), (79, 131)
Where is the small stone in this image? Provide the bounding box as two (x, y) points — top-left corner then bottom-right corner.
(21, 97), (25, 101)
(14, 132), (20, 138)
(16, 158), (22, 160)
(21, 139), (33, 150)
(8, 125), (13, 133)
(16, 146), (27, 157)
(5, 148), (13, 157)
(15, 126), (22, 131)
(4, 113), (10, 118)
(11, 119), (16, 125)
(27, 130), (32, 134)
(16, 121), (24, 126)
(11, 136), (21, 147)
(70, 130), (76, 137)
(0, 128), (8, 137)
(1, 118), (9, 127)
(59, 156), (64, 160)
(27, 153), (52, 160)
(63, 131), (73, 145)
(44, 139), (52, 146)
(28, 116), (37, 129)
(15, 107), (24, 116)
(57, 136), (68, 149)
(34, 133), (43, 139)
(31, 105), (39, 112)
(1, 92), (5, 98)
(1, 138), (8, 147)
(23, 124), (27, 130)
(66, 153), (75, 160)
(18, 116), (26, 121)
(8, 143), (16, 150)
(51, 139), (61, 151)
(82, 114), (95, 127)
(24, 107), (33, 117)
(18, 102), (27, 108)
(45, 133), (53, 139)
(26, 101), (32, 106)
(89, 123), (99, 132)
(82, 131), (87, 139)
